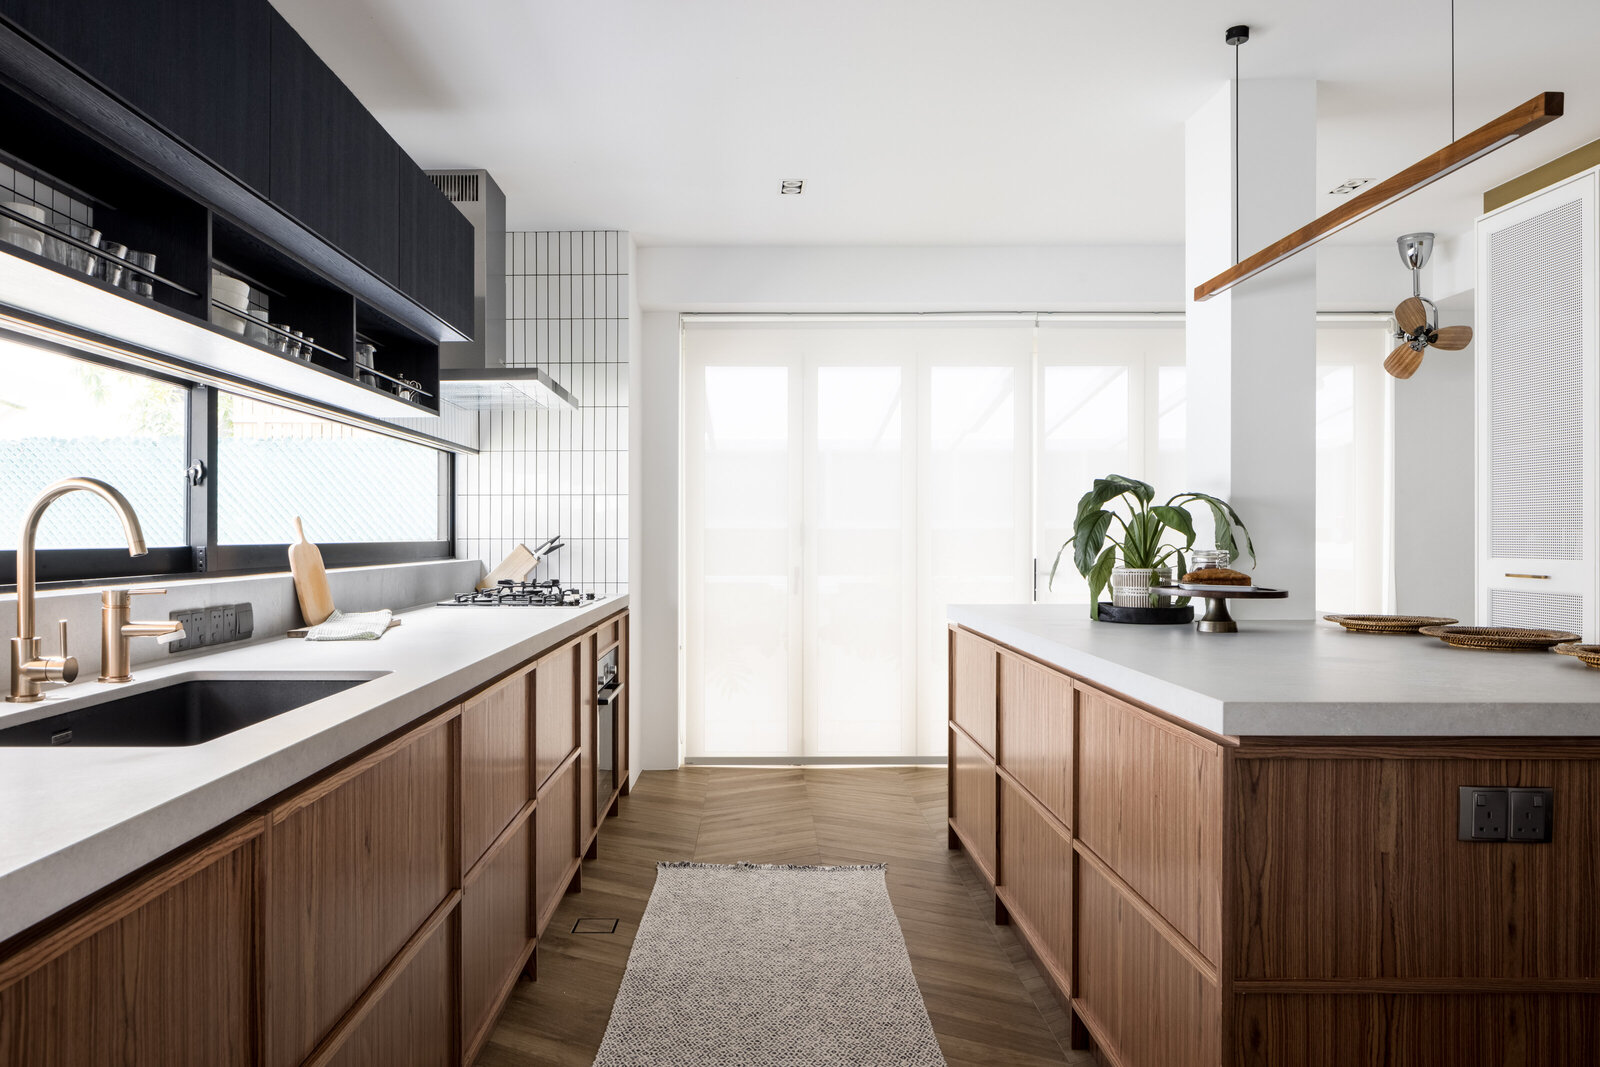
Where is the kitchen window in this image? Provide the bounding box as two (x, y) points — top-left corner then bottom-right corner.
(215, 393), (446, 546)
(1, 336), (453, 587)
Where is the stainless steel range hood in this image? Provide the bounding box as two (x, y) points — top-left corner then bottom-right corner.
(428, 169), (578, 412)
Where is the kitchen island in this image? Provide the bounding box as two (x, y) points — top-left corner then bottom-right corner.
(946, 605), (1600, 1067)
(0, 596), (628, 1066)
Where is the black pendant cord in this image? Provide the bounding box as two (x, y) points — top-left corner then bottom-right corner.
(1234, 42), (1240, 265)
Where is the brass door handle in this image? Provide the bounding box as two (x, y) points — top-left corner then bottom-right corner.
(1504, 573), (1551, 580)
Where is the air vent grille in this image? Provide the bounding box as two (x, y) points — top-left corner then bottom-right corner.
(1487, 588), (1584, 632)
(430, 172), (482, 204)
(1486, 196), (1585, 560)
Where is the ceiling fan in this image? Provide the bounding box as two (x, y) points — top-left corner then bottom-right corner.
(1385, 232), (1473, 379)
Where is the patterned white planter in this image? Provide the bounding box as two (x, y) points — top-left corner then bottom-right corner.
(1110, 566), (1176, 608)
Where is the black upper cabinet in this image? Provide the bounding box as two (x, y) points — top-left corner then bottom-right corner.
(0, 0), (272, 195)
(399, 163), (474, 337)
(267, 10), (399, 286)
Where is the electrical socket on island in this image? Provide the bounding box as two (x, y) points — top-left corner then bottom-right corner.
(166, 603), (254, 653)
(1458, 786), (1553, 843)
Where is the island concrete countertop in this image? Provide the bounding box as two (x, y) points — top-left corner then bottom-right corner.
(948, 605), (1600, 739)
(0, 595), (626, 943)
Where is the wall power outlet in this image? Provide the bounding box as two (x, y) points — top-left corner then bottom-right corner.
(1458, 786), (1553, 843)
(168, 602), (255, 652)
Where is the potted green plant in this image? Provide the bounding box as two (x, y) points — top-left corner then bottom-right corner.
(1049, 474), (1255, 620)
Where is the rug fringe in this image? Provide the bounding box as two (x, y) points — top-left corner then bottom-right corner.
(657, 861), (887, 872)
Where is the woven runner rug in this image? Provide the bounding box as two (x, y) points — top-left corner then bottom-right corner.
(592, 862), (948, 1067)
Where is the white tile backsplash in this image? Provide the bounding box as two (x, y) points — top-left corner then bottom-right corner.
(454, 230), (630, 596)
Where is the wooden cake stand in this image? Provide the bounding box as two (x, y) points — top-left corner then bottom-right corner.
(1151, 586), (1289, 634)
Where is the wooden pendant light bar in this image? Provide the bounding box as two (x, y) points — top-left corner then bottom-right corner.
(1193, 91), (1564, 301)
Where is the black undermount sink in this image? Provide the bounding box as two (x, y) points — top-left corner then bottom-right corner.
(0, 677), (370, 747)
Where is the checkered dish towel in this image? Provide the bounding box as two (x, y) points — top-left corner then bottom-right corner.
(304, 608), (393, 641)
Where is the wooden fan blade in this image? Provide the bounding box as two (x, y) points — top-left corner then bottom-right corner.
(1395, 297), (1429, 336)
(1385, 340), (1424, 379)
(1432, 324), (1473, 350)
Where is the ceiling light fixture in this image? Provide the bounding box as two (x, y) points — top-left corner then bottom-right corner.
(779, 179), (805, 195)
(1194, 91), (1562, 301)
(1196, 0), (1563, 302)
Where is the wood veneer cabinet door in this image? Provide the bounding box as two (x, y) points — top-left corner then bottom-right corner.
(1229, 750), (1600, 981)
(949, 627), (997, 756)
(1232, 993), (1600, 1067)
(950, 728), (997, 884)
(0, 819), (262, 1066)
(1077, 687), (1223, 964)
(1077, 860), (1220, 1067)
(998, 779), (1073, 996)
(535, 756), (581, 934)
(461, 816), (534, 1062)
(460, 668), (532, 872)
(264, 714), (456, 1067)
(534, 640), (580, 790)
(997, 651), (1073, 826)
(323, 912), (456, 1067)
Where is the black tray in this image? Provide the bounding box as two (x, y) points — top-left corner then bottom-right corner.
(1095, 602), (1194, 625)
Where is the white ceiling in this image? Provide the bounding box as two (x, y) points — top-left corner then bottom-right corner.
(270, 0), (1600, 247)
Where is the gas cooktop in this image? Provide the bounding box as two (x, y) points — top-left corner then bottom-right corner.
(438, 579), (602, 608)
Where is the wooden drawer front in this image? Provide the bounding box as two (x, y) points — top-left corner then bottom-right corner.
(461, 669), (532, 872)
(324, 912), (456, 1067)
(1077, 861), (1220, 1067)
(535, 641), (580, 790)
(999, 779), (1072, 994)
(1232, 993), (1600, 1067)
(950, 626), (998, 755)
(0, 825), (260, 1067)
(535, 757), (580, 933)
(462, 816), (533, 1057)
(951, 728), (997, 883)
(266, 718), (455, 1067)
(1078, 687), (1222, 963)
(1230, 754), (1600, 981)
(998, 651), (1073, 826)
(596, 617), (620, 648)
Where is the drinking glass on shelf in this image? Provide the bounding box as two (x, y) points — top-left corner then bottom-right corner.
(124, 250), (156, 298)
(99, 242), (129, 287)
(0, 201), (48, 255)
(1189, 549), (1232, 573)
(62, 222), (102, 275)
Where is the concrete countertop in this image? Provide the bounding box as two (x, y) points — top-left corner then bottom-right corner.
(948, 604), (1600, 739)
(0, 595), (627, 943)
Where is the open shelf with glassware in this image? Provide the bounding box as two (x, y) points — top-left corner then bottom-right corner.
(0, 41), (450, 420)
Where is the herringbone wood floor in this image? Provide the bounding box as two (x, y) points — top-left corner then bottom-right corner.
(475, 766), (1091, 1067)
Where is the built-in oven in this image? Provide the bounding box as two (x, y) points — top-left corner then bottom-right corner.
(595, 645), (621, 808)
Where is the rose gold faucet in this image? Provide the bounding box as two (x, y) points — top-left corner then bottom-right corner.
(99, 589), (184, 683)
(9, 477), (148, 703)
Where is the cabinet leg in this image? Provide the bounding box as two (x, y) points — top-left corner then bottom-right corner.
(1068, 1007), (1091, 1051)
(607, 795), (621, 818)
(568, 864), (583, 894)
(994, 893), (1010, 926)
(585, 836), (599, 861)
(948, 826), (960, 850)
(521, 947), (538, 982)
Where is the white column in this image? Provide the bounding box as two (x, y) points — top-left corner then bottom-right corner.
(1185, 78), (1318, 618)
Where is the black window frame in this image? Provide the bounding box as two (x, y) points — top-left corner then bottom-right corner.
(2, 348), (454, 591)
